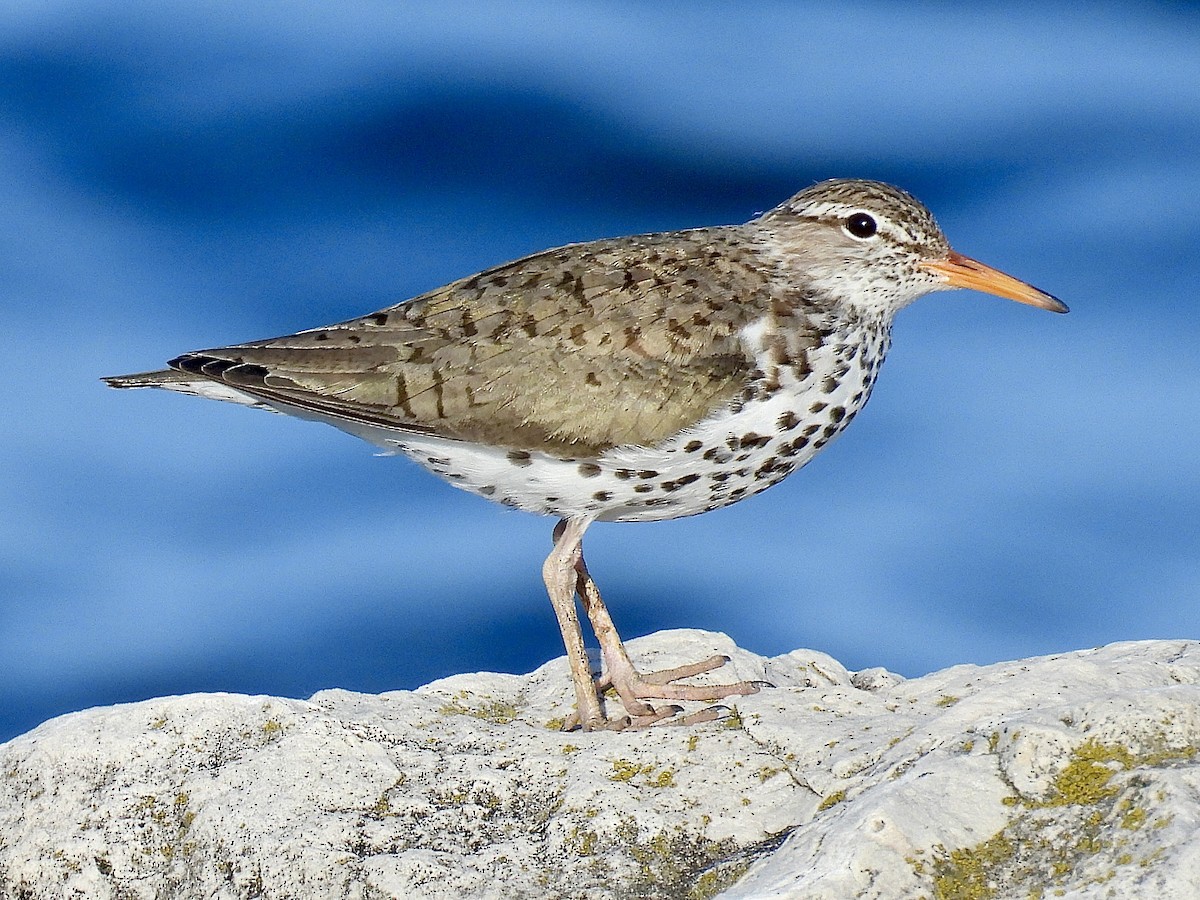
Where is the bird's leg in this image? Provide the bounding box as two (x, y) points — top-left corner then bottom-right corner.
(573, 543), (763, 722)
(543, 518), (604, 731)
(570, 552), (671, 727)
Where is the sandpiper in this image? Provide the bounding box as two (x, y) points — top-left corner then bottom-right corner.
(106, 179), (1066, 731)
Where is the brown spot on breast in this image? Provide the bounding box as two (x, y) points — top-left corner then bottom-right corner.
(593, 490), (612, 502)
(780, 436), (809, 456)
(578, 463), (602, 478)
(507, 450), (533, 467)
(684, 440), (703, 453)
(633, 484), (653, 493)
(756, 458), (793, 478)
(777, 411), (800, 431)
(660, 473), (701, 492)
(830, 406), (846, 423)
(810, 401), (828, 414)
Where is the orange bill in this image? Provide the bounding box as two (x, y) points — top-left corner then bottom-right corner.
(921, 250), (1068, 313)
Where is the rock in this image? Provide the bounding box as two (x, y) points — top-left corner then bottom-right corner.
(2, 629), (1200, 899)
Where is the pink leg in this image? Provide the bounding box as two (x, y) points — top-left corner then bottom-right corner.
(542, 518), (604, 730)
(573, 541), (762, 729)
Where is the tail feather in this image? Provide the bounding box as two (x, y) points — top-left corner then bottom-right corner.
(102, 368), (276, 411)
(103, 369), (190, 389)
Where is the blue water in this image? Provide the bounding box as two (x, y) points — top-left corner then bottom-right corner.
(2, 1), (1198, 742)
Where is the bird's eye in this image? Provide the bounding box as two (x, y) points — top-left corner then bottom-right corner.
(844, 212), (878, 239)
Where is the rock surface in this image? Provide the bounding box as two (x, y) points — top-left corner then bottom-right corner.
(3, 630), (1200, 899)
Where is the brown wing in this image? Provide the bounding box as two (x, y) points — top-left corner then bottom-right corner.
(171, 226), (776, 456)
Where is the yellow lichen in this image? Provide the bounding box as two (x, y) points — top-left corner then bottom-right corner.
(931, 832), (1014, 900)
(610, 759), (676, 788)
(817, 789), (846, 811)
(651, 769), (676, 788)
(610, 759), (642, 783)
(438, 695), (519, 724)
(916, 733), (1193, 897)
(1120, 806), (1147, 831)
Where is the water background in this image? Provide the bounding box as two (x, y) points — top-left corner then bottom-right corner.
(3, 1), (1198, 741)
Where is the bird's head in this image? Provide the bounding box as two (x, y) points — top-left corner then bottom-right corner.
(759, 178), (1067, 318)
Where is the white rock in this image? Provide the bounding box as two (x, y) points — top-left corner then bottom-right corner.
(2, 630), (1200, 899)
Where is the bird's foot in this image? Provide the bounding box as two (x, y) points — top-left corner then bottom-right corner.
(561, 654), (768, 731)
(607, 652), (766, 705)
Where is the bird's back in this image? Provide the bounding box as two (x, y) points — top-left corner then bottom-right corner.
(115, 226), (799, 457)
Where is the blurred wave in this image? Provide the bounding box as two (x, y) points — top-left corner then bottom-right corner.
(2, 1), (1198, 741)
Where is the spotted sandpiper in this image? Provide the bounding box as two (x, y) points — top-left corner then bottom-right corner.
(106, 179), (1066, 731)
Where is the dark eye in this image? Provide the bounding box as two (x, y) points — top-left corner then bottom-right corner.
(844, 212), (877, 239)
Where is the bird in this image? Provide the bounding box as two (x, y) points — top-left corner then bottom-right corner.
(105, 178), (1066, 731)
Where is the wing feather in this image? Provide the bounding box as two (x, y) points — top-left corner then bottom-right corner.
(167, 228), (775, 456)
